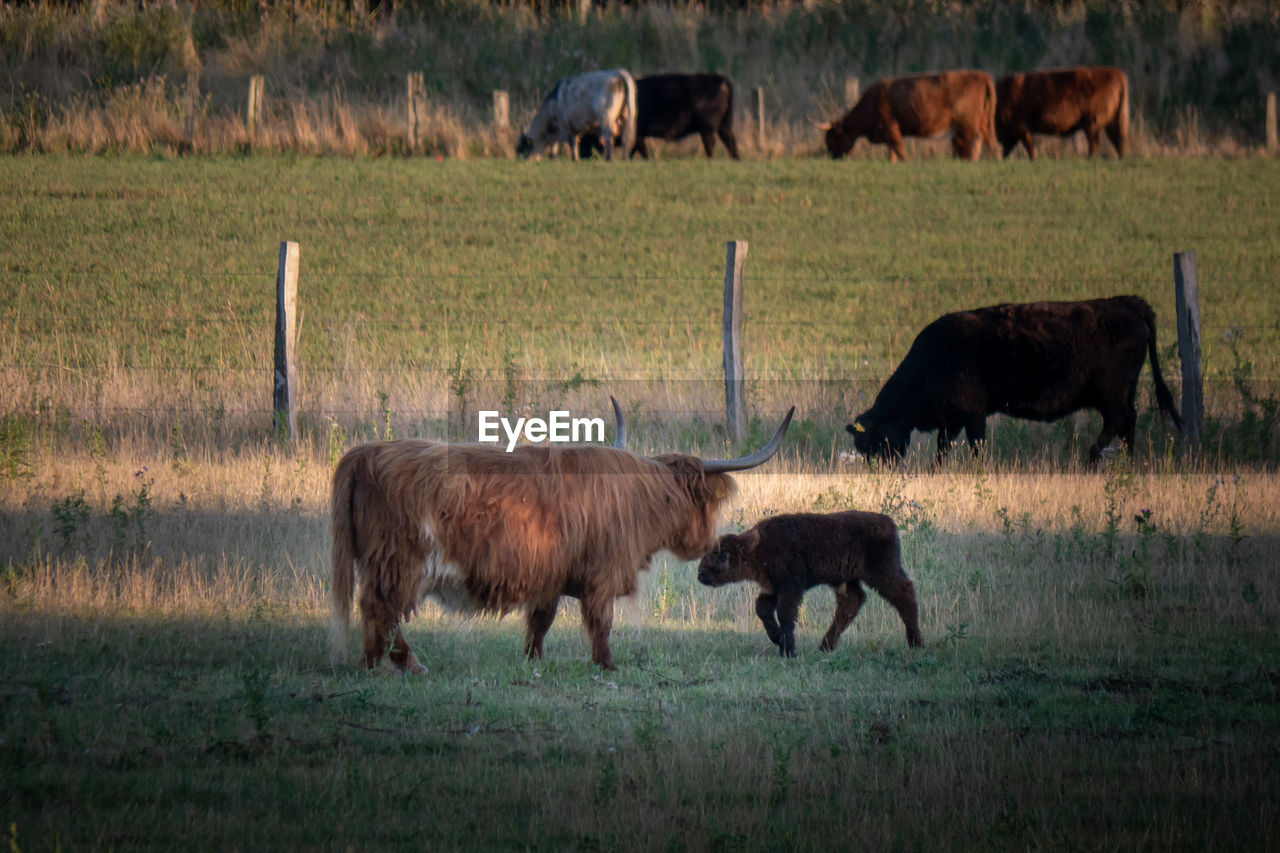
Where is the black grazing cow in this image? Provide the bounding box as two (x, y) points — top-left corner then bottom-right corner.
(846, 296), (1182, 463)
(578, 73), (740, 160)
(697, 511), (924, 657)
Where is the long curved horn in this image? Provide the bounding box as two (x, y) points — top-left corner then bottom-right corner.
(610, 395), (626, 449)
(702, 406), (795, 474)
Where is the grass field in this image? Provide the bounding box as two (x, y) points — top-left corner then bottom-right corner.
(2, 154), (1279, 849)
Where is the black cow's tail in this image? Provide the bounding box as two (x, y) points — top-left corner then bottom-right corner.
(1144, 309), (1183, 432)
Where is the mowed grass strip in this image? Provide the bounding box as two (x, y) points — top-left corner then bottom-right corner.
(2, 155), (1277, 378)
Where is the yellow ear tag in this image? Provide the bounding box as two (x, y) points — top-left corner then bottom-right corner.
(852, 422), (867, 433)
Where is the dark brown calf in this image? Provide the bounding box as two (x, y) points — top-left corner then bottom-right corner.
(697, 511), (923, 657)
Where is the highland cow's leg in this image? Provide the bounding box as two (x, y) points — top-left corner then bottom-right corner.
(819, 582), (867, 652)
(524, 600), (559, 661)
(776, 591), (803, 658)
(754, 592), (782, 647)
(581, 594), (617, 671)
(388, 627), (426, 674)
(875, 577), (923, 648)
(361, 605), (425, 674)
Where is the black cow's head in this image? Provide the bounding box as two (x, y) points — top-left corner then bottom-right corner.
(823, 123), (855, 159)
(846, 415), (909, 461)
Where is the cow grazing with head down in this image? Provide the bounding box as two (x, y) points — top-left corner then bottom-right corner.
(819, 70), (997, 161)
(697, 511), (924, 657)
(332, 400), (794, 672)
(846, 296), (1182, 464)
(996, 66), (1129, 160)
(516, 69), (637, 162)
(577, 73), (741, 160)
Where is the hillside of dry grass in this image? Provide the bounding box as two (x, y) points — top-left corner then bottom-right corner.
(3, 0), (1278, 156)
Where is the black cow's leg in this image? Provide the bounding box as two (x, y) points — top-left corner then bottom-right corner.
(755, 592), (782, 647)
(524, 600), (559, 661)
(964, 418), (987, 456)
(719, 126), (741, 160)
(819, 582), (867, 651)
(936, 424), (959, 463)
(776, 591), (803, 658)
(699, 130), (716, 158)
(1022, 132), (1037, 161)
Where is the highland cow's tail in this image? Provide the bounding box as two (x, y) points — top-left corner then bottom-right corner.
(1144, 307), (1183, 432)
(329, 448), (364, 665)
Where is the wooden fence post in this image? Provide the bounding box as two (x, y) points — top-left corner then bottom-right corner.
(1173, 250), (1203, 453)
(1266, 92), (1277, 154)
(844, 76), (860, 107)
(247, 75), (264, 144)
(492, 90), (510, 130)
(755, 87), (766, 153)
(407, 72), (425, 153)
(181, 71), (198, 154)
(275, 241), (300, 443)
(723, 241), (748, 443)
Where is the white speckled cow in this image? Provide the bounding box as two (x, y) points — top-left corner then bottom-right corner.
(517, 69), (637, 162)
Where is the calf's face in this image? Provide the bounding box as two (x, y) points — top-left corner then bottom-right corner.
(696, 532), (757, 587)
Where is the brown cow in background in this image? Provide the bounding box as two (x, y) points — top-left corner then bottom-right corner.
(996, 66), (1129, 159)
(820, 70), (997, 161)
(331, 400), (794, 673)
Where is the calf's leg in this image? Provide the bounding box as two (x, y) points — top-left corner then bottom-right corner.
(873, 576), (924, 648)
(819, 582), (867, 651)
(776, 591), (804, 658)
(755, 592), (782, 647)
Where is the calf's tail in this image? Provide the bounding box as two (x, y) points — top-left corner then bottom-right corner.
(1144, 310), (1183, 432)
(1114, 72), (1130, 157)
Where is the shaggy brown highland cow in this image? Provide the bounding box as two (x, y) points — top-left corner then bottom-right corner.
(332, 400), (793, 672)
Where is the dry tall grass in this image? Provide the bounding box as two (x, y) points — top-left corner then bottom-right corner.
(3, 0), (1277, 158)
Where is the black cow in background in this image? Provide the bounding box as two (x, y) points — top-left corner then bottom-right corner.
(847, 296), (1182, 464)
(578, 73), (740, 159)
